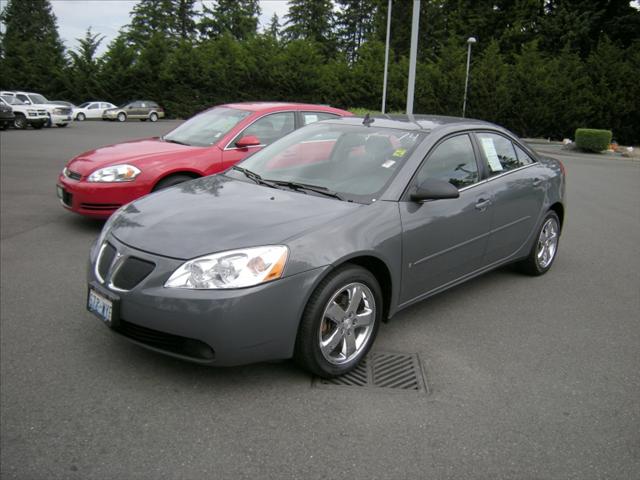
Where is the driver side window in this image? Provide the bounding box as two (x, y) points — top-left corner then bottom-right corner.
(416, 134), (479, 189)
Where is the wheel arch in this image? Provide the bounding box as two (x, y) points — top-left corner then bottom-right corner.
(549, 202), (564, 230)
(151, 170), (202, 190)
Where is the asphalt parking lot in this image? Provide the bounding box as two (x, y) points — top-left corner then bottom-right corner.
(1, 121), (639, 479)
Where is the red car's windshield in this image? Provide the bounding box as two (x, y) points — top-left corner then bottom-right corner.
(163, 107), (252, 147)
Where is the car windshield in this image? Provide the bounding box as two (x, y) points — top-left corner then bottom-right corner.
(163, 107), (252, 147)
(227, 122), (424, 204)
(79, 102), (90, 108)
(29, 94), (48, 104)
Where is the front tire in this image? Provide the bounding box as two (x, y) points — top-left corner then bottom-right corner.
(32, 121), (44, 129)
(518, 211), (560, 276)
(117, 112), (126, 122)
(294, 265), (382, 378)
(76, 113), (85, 121)
(13, 113), (27, 130)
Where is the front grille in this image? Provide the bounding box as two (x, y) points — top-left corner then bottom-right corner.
(66, 169), (82, 180)
(57, 108), (71, 115)
(38, 109), (47, 115)
(97, 243), (117, 281)
(80, 203), (122, 211)
(115, 319), (215, 361)
(112, 257), (155, 290)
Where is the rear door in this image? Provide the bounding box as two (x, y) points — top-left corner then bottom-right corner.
(474, 132), (545, 264)
(399, 133), (494, 304)
(87, 102), (101, 118)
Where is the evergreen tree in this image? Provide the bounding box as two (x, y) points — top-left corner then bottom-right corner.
(283, 0), (335, 45)
(127, 0), (197, 49)
(66, 28), (105, 101)
(335, 0), (377, 62)
(266, 13), (281, 39)
(199, 0), (261, 41)
(97, 35), (138, 104)
(0, 0), (67, 93)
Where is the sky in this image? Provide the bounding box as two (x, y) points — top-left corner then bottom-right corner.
(0, 0), (290, 56)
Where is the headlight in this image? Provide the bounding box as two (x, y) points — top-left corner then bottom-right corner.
(52, 108), (63, 114)
(165, 246), (289, 289)
(27, 109), (37, 116)
(87, 164), (141, 182)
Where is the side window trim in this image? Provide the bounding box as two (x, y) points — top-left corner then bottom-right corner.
(400, 131), (481, 201)
(224, 110), (297, 151)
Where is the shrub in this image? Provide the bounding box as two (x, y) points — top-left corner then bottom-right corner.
(575, 128), (612, 152)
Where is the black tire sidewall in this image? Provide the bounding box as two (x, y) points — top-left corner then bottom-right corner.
(295, 265), (383, 377)
(14, 114), (27, 129)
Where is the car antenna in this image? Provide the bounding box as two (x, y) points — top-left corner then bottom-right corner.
(363, 113), (374, 127)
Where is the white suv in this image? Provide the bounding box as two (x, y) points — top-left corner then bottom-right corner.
(0, 95), (48, 129)
(0, 91), (72, 127)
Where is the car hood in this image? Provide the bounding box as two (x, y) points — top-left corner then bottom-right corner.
(110, 175), (360, 259)
(67, 138), (204, 174)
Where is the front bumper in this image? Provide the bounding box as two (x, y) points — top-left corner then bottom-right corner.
(57, 173), (149, 219)
(88, 235), (327, 366)
(102, 111), (119, 120)
(50, 112), (71, 125)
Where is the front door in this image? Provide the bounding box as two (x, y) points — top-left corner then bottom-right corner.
(399, 134), (493, 305)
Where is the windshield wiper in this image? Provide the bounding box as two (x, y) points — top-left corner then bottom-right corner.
(269, 180), (344, 201)
(231, 166), (279, 189)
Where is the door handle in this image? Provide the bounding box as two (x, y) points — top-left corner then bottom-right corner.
(532, 177), (542, 187)
(475, 198), (492, 211)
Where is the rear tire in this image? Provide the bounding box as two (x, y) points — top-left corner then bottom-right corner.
(117, 112), (126, 122)
(13, 113), (27, 130)
(294, 264), (382, 378)
(149, 112), (158, 122)
(518, 211), (560, 276)
(152, 174), (196, 191)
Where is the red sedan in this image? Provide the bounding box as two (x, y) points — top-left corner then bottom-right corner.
(57, 102), (351, 219)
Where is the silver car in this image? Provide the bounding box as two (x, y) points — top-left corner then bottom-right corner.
(87, 115), (566, 377)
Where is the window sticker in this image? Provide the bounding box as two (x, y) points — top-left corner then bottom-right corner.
(480, 137), (504, 172)
(392, 148), (407, 157)
(304, 114), (319, 124)
(381, 160), (396, 168)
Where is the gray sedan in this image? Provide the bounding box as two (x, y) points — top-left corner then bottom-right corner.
(87, 115), (566, 377)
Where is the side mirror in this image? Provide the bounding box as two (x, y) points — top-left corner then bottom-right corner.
(410, 178), (460, 202)
(128, 106), (133, 109)
(235, 135), (261, 149)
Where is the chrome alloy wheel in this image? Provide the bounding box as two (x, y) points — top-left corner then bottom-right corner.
(536, 217), (559, 269)
(318, 282), (375, 365)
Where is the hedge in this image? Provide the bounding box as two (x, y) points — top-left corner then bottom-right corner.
(575, 128), (612, 152)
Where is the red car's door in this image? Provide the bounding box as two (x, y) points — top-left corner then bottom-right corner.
(220, 111), (296, 171)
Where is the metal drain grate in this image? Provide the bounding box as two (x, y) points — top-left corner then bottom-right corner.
(314, 351), (427, 393)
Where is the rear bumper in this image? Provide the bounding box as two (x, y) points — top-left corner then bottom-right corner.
(57, 174), (150, 219)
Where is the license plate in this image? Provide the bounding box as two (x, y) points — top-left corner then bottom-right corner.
(56, 185), (63, 199)
(87, 286), (117, 326)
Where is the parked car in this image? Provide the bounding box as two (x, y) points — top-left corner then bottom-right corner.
(57, 102), (352, 218)
(0, 95), (48, 129)
(0, 99), (15, 130)
(102, 100), (165, 122)
(0, 91), (72, 127)
(49, 100), (76, 109)
(74, 101), (117, 121)
(85, 115), (566, 377)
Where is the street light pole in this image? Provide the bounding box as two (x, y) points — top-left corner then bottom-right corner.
(406, 0), (420, 115)
(462, 36), (476, 118)
(381, 0), (392, 114)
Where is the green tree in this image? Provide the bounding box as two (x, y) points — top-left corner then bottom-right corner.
(266, 13), (281, 39)
(283, 0), (335, 52)
(97, 35), (138, 105)
(65, 28), (105, 101)
(127, 0), (197, 49)
(199, 0), (261, 41)
(335, 0), (377, 62)
(0, 0), (67, 93)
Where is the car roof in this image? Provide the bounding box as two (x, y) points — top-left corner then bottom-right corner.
(221, 102), (345, 112)
(326, 114), (499, 132)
